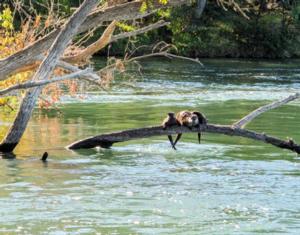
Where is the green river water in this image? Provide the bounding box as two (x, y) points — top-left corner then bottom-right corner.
(0, 59), (300, 234)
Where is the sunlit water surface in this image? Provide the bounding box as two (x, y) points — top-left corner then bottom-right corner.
(0, 59), (300, 234)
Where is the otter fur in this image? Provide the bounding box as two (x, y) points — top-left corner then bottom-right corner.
(173, 110), (207, 146)
(161, 112), (180, 150)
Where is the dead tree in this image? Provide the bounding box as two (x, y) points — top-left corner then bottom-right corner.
(67, 93), (300, 154)
(0, 0), (100, 152)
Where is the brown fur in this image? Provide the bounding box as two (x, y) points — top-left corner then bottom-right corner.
(176, 111), (206, 127)
(174, 110), (207, 146)
(162, 112), (179, 129)
(161, 112), (180, 150)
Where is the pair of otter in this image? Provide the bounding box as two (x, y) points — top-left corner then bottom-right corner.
(162, 111), (207, 150)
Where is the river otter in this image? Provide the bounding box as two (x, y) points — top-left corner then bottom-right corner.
(162, 112), (180, 150)
(173, 111), (207, 146)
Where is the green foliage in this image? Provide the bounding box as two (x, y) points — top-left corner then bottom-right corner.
(2, 0), (300, 58)
(116, 22), (136, 32)
(292, 3), (300, 21)
(167, 1), (300, 58)
(0, 7), (13, 30)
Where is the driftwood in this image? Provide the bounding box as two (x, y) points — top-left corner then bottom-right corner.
(68, 93), (300, 154)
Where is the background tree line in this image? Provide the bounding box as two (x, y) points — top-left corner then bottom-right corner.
(117, 0), (300, 58)
(1, 0), (300, 58)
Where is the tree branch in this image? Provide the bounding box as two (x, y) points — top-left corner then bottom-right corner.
(99, 51), (202, 73)
(0, 69), (91, 96)
(67, 124), (300, 154)
(111, 20), (170, 42)
(127, 52), (202, 65)
(233, 93), (300, 128)
(62, 20), (117, 64)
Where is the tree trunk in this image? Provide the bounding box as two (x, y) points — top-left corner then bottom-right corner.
(0, 0), (99, 153)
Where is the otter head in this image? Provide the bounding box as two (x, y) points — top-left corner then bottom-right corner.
(192, 111), (207, 125)
(181, 111), (199, 127)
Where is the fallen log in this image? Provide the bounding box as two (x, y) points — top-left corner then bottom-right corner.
(67, 124), (300, 154)
(68, 93), (300, 154)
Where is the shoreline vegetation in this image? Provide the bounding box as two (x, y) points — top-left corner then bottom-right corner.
(104, 1), (300, 59)
(1, 1), (300, 59)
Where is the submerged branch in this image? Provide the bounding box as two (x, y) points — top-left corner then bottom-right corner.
(67, 124), (300, 154)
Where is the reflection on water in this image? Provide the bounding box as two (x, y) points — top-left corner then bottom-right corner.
(0, 59), (300, 234)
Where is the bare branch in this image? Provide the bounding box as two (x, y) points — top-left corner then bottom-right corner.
(162, 53), (203, 66)
(56, 60), (103, 88)
(63, 20), (117, 64)
(100, 51), (203, 73)
(128, 52), (202, 65)
(0, 69), (91, 96)
(233, 93), (300, 129)
(111, 20), (170, 42)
